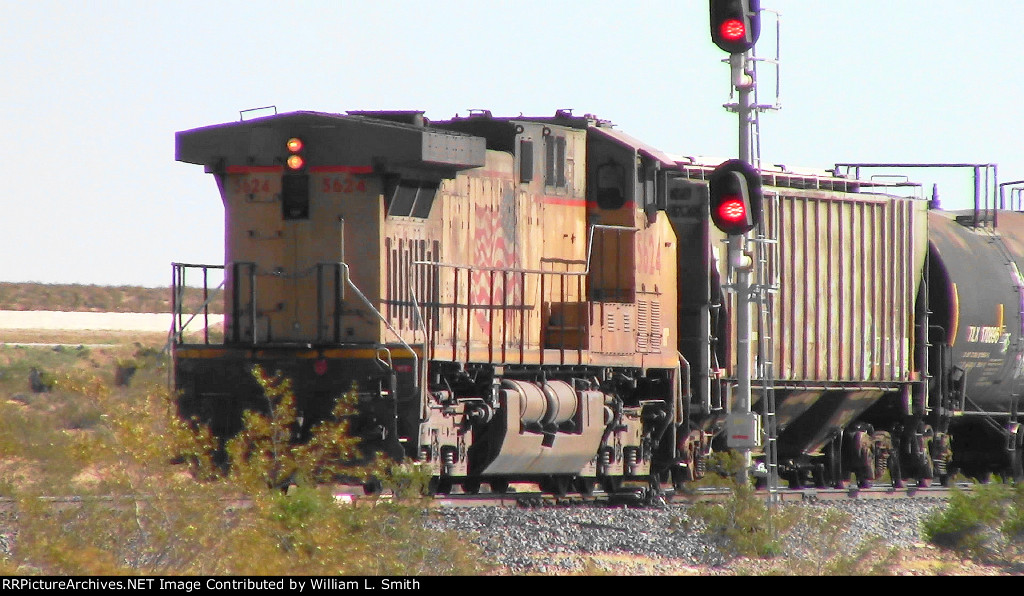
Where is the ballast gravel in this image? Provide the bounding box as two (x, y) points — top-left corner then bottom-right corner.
(423, 498), (949, 575)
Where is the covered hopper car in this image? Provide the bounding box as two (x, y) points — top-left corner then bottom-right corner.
(172, 109), (1024, 492)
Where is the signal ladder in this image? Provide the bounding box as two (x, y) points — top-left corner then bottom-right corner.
(748, 9), (782, 501)
(752, 194), (780, 501)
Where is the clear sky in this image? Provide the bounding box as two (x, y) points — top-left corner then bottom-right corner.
(3, 0), (1021, 287)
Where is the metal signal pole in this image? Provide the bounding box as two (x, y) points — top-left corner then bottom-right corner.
(731, 51), (755, 486)
(710, 0), (763, 487)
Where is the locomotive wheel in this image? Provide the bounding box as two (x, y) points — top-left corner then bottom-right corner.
(812, 463), (826, 489)
(1010, 429), (1024, 483)
(462, 478), (481, 495)
(888, 448), (904, 489)
(575, 477), (596, 496)
(917, 440), (935, 487)
(827, 436), (846, 489)
(786, 468), (804, 490)
(429, 477), (453, 495)
(363, 478), (383, 495)
(856, 441), (875, 489)
(488, 478), (510, 494)
(543, 475), (571, 497)
(600, 476), (622, 494)
(671, 465), (693, 490)
(907, 422), (935, 487)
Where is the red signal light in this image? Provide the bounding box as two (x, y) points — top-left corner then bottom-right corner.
(709, 159), (762, 235)
(286, 137), (303, 153)
(286, 154), (305, 170)
(710, 0), (761, 54)
(718, 197), (748, 222)
(720, 19), (745, 41)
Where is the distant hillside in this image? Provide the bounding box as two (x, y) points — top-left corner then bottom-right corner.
(0, 282), (224, 314)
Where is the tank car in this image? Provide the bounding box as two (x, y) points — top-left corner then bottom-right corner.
(925, 207), (1024, 483)
(171, 108), (1024, 493)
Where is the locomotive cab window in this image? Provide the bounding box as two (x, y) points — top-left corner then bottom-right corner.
(638, 158), (660, 215)
(385, 178), (439, 219)
(596, 160), (626, 209)
(544, 134), (566, 188)
(519, 139), (534, 183)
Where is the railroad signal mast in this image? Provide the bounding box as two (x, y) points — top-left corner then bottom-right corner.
(708, 0), (767, 487)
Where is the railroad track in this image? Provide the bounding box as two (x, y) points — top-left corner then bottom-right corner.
(0, 480), (959, 514)
(413, 480), (960, 508)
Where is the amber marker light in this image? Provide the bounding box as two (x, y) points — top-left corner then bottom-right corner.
(287, 154), (305, 170)
(286, 137), (304, 153)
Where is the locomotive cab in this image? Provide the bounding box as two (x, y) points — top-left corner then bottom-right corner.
(173, 111), (485, 453)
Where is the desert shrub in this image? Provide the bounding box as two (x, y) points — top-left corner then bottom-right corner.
(384, 463), (435, 499)
(779, 508), (898, 576)
(1, 348), (488, 575)
(921, 483), (1024, 563)
(687, 453), (895, 574)
(689, 453), (798, 558)
(222, 366), (386, 491)
(691, 481), (796, 558)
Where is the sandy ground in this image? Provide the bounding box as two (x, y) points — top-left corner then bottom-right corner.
(0, 310), (223, 332)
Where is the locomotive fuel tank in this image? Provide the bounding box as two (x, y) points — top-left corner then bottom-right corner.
(929, 210), (1024, 412)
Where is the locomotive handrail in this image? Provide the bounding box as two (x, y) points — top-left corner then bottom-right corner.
(170, 280), (225, 346)
(170, 262), (226, 346)
(339, 262), (420, 392)
(408, 224), (637, 365)
(412, 224), (638, 277)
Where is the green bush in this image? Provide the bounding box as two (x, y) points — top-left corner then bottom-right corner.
(691, 482), (793, 558)
(0, 348), (490, 575)
(688, 453), (894, 574)
(921, 483), (1024, 563)
(689, 453), (797, 558)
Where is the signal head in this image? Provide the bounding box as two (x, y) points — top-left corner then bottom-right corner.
(710, 0), (761, 54)
(708, 159), (762, 235)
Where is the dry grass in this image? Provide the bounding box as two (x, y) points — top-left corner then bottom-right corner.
(0, 282), (222, 314)
(0, 335), (490, 575)
(1, 329), (172, 346)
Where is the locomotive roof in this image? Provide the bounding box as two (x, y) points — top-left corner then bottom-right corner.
(177, 109), (911, 195)
(176, 110), (486, 173)
(434, 110), (896, 193)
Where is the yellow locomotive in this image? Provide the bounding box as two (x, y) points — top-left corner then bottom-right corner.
(174, 109), (685, 493)
(176, 109), (989, 493)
